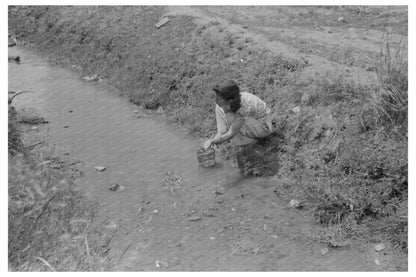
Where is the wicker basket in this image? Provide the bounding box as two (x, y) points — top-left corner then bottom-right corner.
(196, 148), (216, 168)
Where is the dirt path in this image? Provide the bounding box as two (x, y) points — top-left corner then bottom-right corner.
(9, 46), (379, 271)
(166, 6), (405, 85)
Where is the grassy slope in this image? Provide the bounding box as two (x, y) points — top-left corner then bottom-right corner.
(9, 6), (408, 270)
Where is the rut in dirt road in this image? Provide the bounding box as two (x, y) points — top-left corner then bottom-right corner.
(9, 46), (378, 271)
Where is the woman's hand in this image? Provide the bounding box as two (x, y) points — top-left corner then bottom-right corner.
(203, 139), (213, 150)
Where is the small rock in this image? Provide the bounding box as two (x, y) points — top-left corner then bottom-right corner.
(263, 224), (273, 234)
(374, 243), (386, 252)
(153, 209), (159, 214)
(214, 188), (224, 195)
(137, 206), (144, 213)
(155, 260), (168, 268)
(292, 106), (301, 114)
(231, 207), (236, 212)
(94, 166), (106, 172)
(209, 236), (216, 240)
(82, 74), (100, 82)
(63, 125), (69, 128)
(289, 199), (301, 209)
(155, 17), (170, 29)
(375, 258), (381, 266)
(109, 184), (125, 192)
(272, 235), (279, 239)
(68, 110), (73, 113)
(321, 247), (329, 255)
(134, 110), (138, 114)
(188, 216), (201, 221)
(338, 16), (346, 23)
(31, 126), (38, 131)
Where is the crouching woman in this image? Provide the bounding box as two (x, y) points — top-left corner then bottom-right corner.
(203, 80), (277, 176)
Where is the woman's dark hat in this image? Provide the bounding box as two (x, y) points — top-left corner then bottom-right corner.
(213, 80), (240, 98)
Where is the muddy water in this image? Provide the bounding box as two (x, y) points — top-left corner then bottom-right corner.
(9, 47), (377, 271)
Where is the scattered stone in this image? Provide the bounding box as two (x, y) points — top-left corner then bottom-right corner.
(338, 16), (346, 23)
(155, 17), (170, 28)
(155, 260), (169, 268)
(374, 243), (386, 252)
(209, 236), (216, 240)
(272, 235), (279, 239)
(31, 126), (38, 131)
(292, 106), (301, 114)
(321, 247), (329, 255)
(109, 184), (125, 192)
(63, 125), (69, 128)
(214, 187), (225, 195)
(82, 74), (100, 82)
(231, 207), (236, 212)
(134, 110), (138, 114)
(94, 166), (106, 172)
(289, 199), (302, 209)
(153, 209), (159, 214)
(188, 216), (201, 221)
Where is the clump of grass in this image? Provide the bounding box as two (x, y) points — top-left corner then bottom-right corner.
(9, 152), (113, 271)
(375, 30), (408, 128)
(8, 104), (24, 155)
